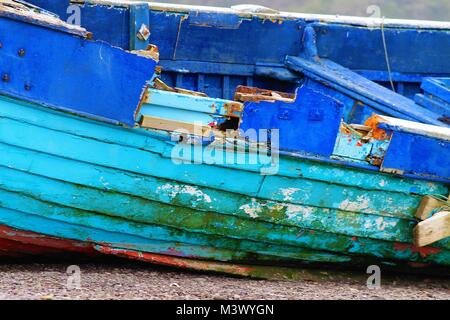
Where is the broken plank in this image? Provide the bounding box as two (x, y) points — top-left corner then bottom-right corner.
(140, 115), (213, 137)
(234, 92), (294, 103)
(414, 211), (450, 247)
(415, 195), (449, 220)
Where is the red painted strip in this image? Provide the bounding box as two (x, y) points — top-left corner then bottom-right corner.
(393, 242), (442, 258)
(0, 224), (98, 257)
(96, 246), (255, 276)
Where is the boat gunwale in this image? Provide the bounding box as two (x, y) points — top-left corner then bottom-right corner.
(73, 0), (450, 31)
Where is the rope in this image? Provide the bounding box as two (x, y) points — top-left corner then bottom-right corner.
(381, 17), (396, 93)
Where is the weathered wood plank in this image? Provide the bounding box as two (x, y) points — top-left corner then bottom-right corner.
(416, 195), (449, 220)
(0, 14), (155, 126)
(0, 192), (355, 264)
(0, 165), (449, 264)
(0, 144), (420, 244)
(414, 211), (450, 247)
(0, 208), (307, 264)
(140, 115), (213, 137)
(96, 246), (374, 282)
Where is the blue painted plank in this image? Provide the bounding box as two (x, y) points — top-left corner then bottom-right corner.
(23, 0), (71, 19)
(414, 94), (450, 117)
(140, 89), (242, 126)
(286, 56), (448, 127)
(129, 4), (150, 50)
(72, 2), (131, 49)
(421, 78), (450, 103)
(0, 14), (156, 126)
(312, 23), (450, 74)
(382, 132), (450, 180)
(240, 82), (343, 157)
(375, 117), (450, 181)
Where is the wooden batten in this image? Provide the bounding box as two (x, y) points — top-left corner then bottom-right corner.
(415, 195), (449, 220)
(414, 211), (450, 247)
(139, 115), (213, 137)
(234, 92), (295, 103)
(152, 78), (208, 97)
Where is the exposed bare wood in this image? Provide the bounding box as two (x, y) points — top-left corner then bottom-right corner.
(414, 211), (450, 247)
(235, 85), (294, 98)
(152, 78), (176, 93)
(174, 87), (208, 97)
(131, 44), (160, 61)
(234, 85), (295, 103)
(415, 195), (449, 220)
(223, 102), (244, 117)
(234, 92), (295, 103)
(140, 115), (213, 137)
(0, 0), (89, 37)
(152, 78), (208, 97)
(349, 124), (371, 132)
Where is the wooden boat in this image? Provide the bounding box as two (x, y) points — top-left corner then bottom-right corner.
(0, 1), (449, 278)
(29, 0), (450, 126)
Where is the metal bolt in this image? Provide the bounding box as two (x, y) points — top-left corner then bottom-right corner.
(24, 84), (31, 91)
(18, 49), (25, 57)
(2, 73), (10, 82)
(0, 43), (3, 49)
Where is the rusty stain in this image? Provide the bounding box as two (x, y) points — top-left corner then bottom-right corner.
(136, 23), (151, 41)
(365, 115), (391, 140)
(224, 101), (243, 117)
(132, 44), (160, 61)
(438, 116), (450, 124)
(96, 246), (257, 276)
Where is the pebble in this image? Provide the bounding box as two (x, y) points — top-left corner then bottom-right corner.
(0, 262), (448, 300)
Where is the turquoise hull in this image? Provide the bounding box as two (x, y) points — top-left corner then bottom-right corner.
(0, 94), (449, 275)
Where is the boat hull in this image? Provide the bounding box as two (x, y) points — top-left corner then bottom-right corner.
(0, 94), (449, 276)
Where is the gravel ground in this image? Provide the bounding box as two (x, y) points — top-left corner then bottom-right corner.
(0, 261), (448, 300)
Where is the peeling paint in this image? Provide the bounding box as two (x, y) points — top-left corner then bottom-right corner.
(280, 188), (300, 201)
(339, 195), (371, 212)
(158, 183), (213, 204)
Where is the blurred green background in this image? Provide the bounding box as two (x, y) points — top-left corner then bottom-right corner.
(161, 0), (450, 21)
